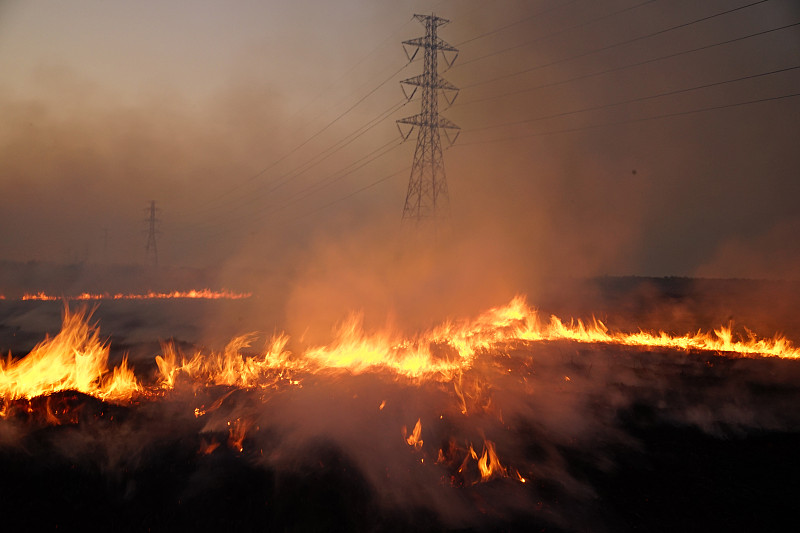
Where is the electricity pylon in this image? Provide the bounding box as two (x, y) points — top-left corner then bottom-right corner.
(144, 200), (160, 267)
(397, 13), (460, 223)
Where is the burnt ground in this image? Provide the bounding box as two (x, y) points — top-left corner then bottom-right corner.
(1, 276), (800, 532)
(0, 371), (798, 533)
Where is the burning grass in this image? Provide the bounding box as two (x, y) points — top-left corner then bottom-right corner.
(18, 289), (252, 301)
(2, 295), (797, 404)
(1, 295), (800, 531)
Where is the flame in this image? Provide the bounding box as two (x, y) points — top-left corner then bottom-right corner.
(3, 293), (799, 431)
(19, 289), (251, 301)
(0, 307), (140, 402)
(403, 418), (423, 450)
(199, 437), (220, 455)
(227, 418), (252, 453)
(447, 296), (800, 359)
(3, 295), (798, 408)
(442, 438), (519, 486)
(475, 440), (507, 482)
(3, 295), (799, 489)
(155, 334), (296, 390)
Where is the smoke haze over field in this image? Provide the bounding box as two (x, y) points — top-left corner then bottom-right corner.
(2, 0), (800, 328)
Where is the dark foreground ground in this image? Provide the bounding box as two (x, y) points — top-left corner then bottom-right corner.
(1, 276), (799, 532)
(1, 351), (799, 533)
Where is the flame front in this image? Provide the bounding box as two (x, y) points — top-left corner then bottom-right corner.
(155, 333), (295, 390)
(19, 289), (251, 301)
(0, 307), (140, 401)
(3, 295), (798, 406)
(3, 295), (799, 489)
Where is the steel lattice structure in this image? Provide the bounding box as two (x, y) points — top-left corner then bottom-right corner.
(144, 200), (159, 267)
(397, 14), (460, 222)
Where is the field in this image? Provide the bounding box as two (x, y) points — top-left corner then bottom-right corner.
(1, 274), (799, 532)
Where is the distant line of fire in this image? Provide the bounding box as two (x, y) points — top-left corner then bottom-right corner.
(0, 289), (252, 301)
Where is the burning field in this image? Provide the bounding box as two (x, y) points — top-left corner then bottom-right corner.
(1, 278), (799, 532)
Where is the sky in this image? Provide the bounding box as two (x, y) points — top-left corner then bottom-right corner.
(1, 0), (800, 315)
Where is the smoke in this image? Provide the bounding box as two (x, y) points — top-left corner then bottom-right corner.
(1, 0), (798, 286)
(5, 335), (800, 531)
(3, 280), (800, 531)
(2, 2), (800, 527)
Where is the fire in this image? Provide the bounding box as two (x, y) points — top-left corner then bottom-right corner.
(303, 314), (462, 379)
(430, 295), (800, 360)
(403, 418), (423, 450)
(0, 307), (140, 402)
(155, 333), (296, 390)
(3, 294), (800, 485)
(440, 438), (522, 486)
(199, 437), (220, 455)
(474, 440), (507, 482)
(19, 289), (251, 301)
(227, 418), (252, 453)
(3, 295), (798, 407)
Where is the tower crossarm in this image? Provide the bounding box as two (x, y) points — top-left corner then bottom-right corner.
(396, 114), (460, 130)
(401, 36), (458, 52)
(401, 37), (458, 63)
(412, 13), (450, 26)
(400, 74), (458, 92)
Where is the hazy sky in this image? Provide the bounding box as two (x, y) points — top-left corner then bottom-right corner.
(1, 0), (799, 284)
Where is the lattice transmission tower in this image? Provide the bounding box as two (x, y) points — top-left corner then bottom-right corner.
(144, 200), (160, 267)
(397, 14), (460, 223)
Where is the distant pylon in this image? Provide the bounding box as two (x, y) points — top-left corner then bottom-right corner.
(102, 226), (109, 263)
(144, 200), (160, 267)
(397, 13), (460, 223)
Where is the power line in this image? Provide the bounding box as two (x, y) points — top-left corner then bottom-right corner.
(250, 139), (405, 225)
(263, 98), (410, 195)
(176, 5), (470, 234)
(455, 91), (800, 147)
(456, 19), (800, 107)
(461, 0), (771, 90)
(454, 0), (585, 47)
(281, 166), (410, 225)
(291, 15), (416, 122)
(279, 138), (403, 205)
(455, 0), (654, 69)
(189, 136), (406, 238)
(204, 98), (411, 220)
(468, 64), (800, 134)
(182, 94), (412, 229)
(181, 60), (413, 220)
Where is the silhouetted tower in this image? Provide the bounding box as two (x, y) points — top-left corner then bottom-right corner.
(397, 14), (460, 223)
(144, 200), (160, 267)
(102, 226), (109, 263)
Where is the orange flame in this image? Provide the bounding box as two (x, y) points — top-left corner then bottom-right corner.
(19, 289), (251, 301)
(475, 440), (507, 482)
(0, 307), (140, 402)
(403, 418), (423, 450)
(199, 437), (220, 455)
(3, 295), (799, 411)
(155, 334), (296, 390)
(3, 296), (799, 483)
(227, 418), (252, 453)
